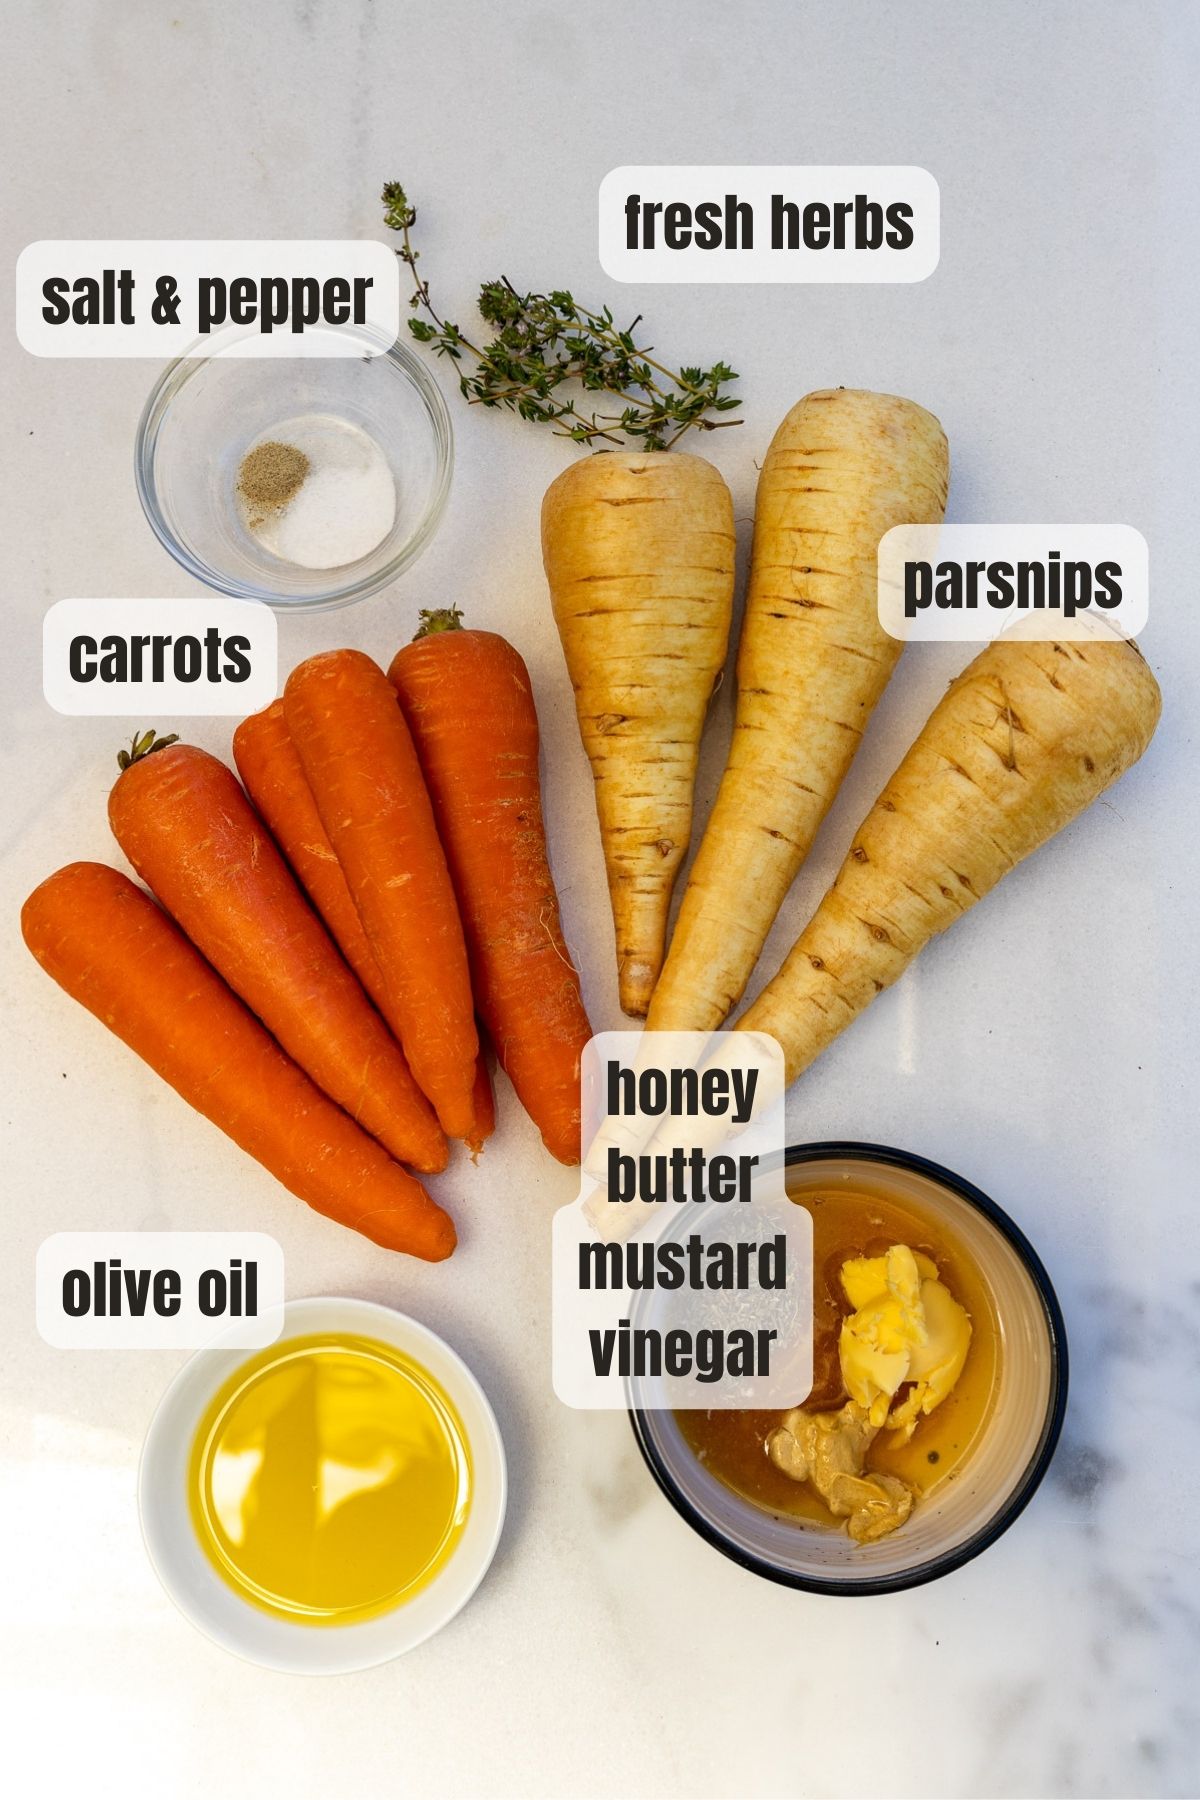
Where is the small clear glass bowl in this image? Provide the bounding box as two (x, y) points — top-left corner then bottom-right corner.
(630, 1142), (1068, 1596)
(134, 325), (453, 612)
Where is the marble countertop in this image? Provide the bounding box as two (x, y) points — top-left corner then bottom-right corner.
(3, 3), (1197, 1796)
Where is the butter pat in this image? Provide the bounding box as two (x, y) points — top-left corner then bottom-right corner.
(838, 1244), (971, 1434)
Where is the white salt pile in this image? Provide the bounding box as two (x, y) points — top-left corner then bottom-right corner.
(238, 414), (396, 570)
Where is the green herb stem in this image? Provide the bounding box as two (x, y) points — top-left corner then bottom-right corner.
(381, 182), (741, 452)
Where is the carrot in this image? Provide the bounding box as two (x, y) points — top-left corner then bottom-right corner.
(21, 864), (456, 1259)
(284, 650), (478, 1142)
(235, 699), (496, 1157)
(541, 450), (735, 1016)
(647, 390), (950, 1033)
(737, 634), (1161, 1081)
(233, 700), (395, 1018)
(108, 734), (447, 1175)
(470, 1040), (496, 1148)
(388, 610), (592, 1164)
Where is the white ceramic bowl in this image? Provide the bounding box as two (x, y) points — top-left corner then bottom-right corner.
(139, 1296), (506, 1672)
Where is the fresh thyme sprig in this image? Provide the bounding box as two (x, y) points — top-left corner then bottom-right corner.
(381, 182), (741, 451)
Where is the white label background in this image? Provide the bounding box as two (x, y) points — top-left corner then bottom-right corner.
(37, 1233), (285, 1349)
(600, 166), (939, 283)
(877, 524), (1149, 642)
(553, 1032), (812, 1411)
(43, 596), (278, 716)
(16, 240), (399, 356)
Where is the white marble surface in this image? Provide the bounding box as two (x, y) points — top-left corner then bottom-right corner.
(2, 4), (1198, 1796)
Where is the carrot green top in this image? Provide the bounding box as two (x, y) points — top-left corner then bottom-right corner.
(414, 607), (465, 639)
(116, 729), (180, 771)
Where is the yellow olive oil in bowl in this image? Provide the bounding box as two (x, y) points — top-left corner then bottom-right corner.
(188, 1332), (472, 1627)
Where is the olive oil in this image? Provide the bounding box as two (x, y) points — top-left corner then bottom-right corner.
(189, 1333), (472, 1625)
(676, 1181), (1000, 1529)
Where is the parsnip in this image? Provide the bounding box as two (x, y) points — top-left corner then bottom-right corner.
(647, 390), (949, 1033)
(738, 633), (1161, 1081)
(542, 451), (735, 1015)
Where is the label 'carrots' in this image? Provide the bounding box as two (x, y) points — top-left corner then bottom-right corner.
(388, 611), (592, 1165)
(284, 650), (479, 1143)
(21, 864), (456, 1260)
(235, 699), (495, 1156)
(108, 736), (447, 1175)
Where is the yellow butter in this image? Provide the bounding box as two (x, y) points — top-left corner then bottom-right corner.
(839, 1247), (938, 1310)
(837, 1245), (971, 1433)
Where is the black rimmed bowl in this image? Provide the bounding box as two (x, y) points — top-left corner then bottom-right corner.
(629, 1142), (1068, 1595)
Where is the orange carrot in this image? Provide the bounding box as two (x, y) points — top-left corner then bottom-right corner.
(109, 734), (447, 1175)
(21, 864), (456, 1259)
(235, 700), (495, 1158)
(388, 610), (592, 1165)
(233, 700), (396, 1018)
(284, 650), (479, 1142)
(470, 1039), (496, 1150)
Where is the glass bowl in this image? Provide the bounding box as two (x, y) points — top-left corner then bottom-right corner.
(629, 1142), (1068, 1595)
(134, 327), (453, 611)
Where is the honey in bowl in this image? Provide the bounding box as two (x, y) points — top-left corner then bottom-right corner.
(676, 1179), (1000, 1535)
(188, 1332), (472, 1625)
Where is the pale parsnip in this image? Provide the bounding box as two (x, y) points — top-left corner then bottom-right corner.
(738, 633), (1161, 1081)
(542, 451), (735, 1015)
(647, 390), (949, 1033)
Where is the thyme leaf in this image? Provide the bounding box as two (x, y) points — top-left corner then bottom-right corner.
(381, 182), (740, 451)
